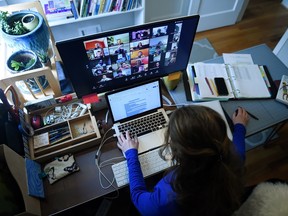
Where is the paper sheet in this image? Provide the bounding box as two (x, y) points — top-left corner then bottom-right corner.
(223, 53), (254, 65)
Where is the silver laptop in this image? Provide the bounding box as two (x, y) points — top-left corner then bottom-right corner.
(105, 79), (169, 154)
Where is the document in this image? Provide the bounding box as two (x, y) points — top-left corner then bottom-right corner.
(193, 100), (232, 140)
(223, 53), (254, 65)
(186, 62), (275, 101)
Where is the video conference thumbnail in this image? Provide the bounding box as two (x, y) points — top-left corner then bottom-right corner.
(83, 22), (183, 84)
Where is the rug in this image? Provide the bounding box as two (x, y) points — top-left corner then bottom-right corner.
(189, 38), (219, 63)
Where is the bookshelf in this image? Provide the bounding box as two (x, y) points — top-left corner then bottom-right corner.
(43, 0), (145, 41)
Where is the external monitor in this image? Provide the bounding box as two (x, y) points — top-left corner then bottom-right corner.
(56, 15), (200, 98)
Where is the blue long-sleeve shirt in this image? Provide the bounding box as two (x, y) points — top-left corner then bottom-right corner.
(125, 123), (246, 216)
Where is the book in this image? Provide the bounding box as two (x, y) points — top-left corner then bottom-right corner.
(186, 62), (276, 101)
(109, 0), (118, 12)
(79, 0), (85, 17)
(115, 0), (122, 11)
(121, 0), (129, 11)
(70, 0), (79, 19)
(276, 75), (288, 105)
(98, 0), (106, 14)
(103, 0), (111, 12)
(89, 0), (97, 15)
(40, 0), (74, 21)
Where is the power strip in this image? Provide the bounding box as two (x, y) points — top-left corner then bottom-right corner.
(24, 95), (56, 112)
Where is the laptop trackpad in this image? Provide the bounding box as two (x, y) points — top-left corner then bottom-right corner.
(137, 129), (165, 154)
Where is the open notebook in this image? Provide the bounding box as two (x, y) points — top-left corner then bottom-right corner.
(105, 79), (169, 154)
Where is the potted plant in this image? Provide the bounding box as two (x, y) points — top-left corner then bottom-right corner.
(6, 50), (42, 73)
(6, 50), (48, 94)
(0, 10), (50, 63)
(21, 13), (39, 32)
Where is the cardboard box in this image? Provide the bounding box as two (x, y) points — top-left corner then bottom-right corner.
(0, 144), (41, 216)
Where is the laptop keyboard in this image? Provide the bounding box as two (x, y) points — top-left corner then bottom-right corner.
(117, 112), (168, 137)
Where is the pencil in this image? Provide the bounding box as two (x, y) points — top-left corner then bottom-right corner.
(210, 79), (218, 96)
(205, 77), (214, 95)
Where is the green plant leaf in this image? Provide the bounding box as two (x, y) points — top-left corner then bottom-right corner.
(25, 58), (35, 68)
(11, 60), (25, 71)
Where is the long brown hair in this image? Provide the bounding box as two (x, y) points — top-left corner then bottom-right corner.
(160, 105), (245, 216)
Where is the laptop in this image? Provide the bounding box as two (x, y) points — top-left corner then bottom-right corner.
(105, 79), (169, 154)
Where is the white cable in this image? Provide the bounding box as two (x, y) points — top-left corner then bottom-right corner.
(105, 109), (109, 124)
(163, 103), (189, 107)
(162, 95), (172, 105)
(95, 128), (123, 198)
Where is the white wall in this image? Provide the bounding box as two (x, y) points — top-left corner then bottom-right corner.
(144, 0), (191, 23)
(274, 29), (288, 68)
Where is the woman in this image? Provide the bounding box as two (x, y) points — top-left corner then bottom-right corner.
(117, 106), (249, 216)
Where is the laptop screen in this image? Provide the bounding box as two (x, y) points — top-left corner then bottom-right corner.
(106, 79), (162, 123)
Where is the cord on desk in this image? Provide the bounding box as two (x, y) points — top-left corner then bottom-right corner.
(162, 95), (172, 106)
(95, 128), (124, 199)
(105, 109), (109, 124)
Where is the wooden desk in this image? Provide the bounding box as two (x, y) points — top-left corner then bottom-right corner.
(40, 82), (175, 215)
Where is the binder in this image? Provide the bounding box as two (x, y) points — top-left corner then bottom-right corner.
(185, 63), (277, 102)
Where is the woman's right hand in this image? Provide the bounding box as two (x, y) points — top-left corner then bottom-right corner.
(117, 131), (139, 154)
(232, 107), (249, 126)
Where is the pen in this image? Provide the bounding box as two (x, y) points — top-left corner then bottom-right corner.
(237, 106), (259, 120)
(246, 110), (259, 120)
(205, 77), (214, 95)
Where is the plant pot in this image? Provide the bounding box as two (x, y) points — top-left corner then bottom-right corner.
(1, 11), (50, 62)
(6, 50), (49, 94)
(6, 50), (42, 73)
(21, 13), (39, 32)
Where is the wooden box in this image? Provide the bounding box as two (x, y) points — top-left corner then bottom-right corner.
(27, 103), (101, 162)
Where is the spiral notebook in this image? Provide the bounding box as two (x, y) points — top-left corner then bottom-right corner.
(186, 62), (276, 101)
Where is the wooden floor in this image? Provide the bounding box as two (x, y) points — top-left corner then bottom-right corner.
(195, 0), (288, 54)
(195, 0), (288, 186)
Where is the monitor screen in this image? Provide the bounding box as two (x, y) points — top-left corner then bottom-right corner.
(56, 15), (200, 98)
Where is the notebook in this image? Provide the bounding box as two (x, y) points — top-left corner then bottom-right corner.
(105, 79), (169, 154)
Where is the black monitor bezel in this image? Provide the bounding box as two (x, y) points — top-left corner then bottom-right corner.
(56, 15), (200, 98)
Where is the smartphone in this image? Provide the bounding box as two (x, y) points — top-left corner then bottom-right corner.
(214, 77), (229, 96)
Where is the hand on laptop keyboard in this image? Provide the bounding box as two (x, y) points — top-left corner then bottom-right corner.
(117, 131), (139, 154)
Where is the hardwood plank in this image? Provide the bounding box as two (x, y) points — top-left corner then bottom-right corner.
(195, 0), (288, 54)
